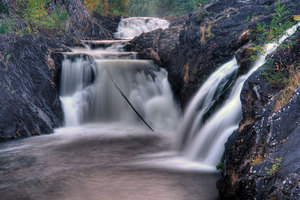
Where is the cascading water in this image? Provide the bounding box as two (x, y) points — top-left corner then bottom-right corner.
(115, 17), (169, 39)
(59, 18), (179, 131)
(177, 22), (300, 168)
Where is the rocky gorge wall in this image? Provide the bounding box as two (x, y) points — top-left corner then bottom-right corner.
(129, 0), (299, 107)
(217, 28), (300, 200)
(0, 0), (120, 141)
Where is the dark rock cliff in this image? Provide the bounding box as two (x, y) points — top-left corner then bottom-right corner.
(217, 29), (300, 200)
(0, 35), (65, 140)
(129, 0), (299, 107)
(0, 0), (120, 141)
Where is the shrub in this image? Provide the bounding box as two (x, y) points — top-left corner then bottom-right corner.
(16, 0), (69, 32)
(84, 0), (100, 14)
(91, 0), (130, 16)
(251, 0), (296, 57)
(216, 162), (224, 170)
(0, 18), (16, 34)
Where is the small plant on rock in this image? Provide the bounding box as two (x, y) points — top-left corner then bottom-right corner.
(265, 157), (282, 176)
(0, 17), (16, 34)
(216, 162), (224, 170)
(250, 0), (296, 59)
(250, 155), (264, 166)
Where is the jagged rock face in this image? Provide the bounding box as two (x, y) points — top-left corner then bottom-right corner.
(0, 1), (120, 140)
(50, 0), (113, 40)
(0, 35), (64, 140)
(3, 0), (119, 42)
(217, 30), (300, 199)
(129, 0), (299, 107)
(126, 16), (187, 101)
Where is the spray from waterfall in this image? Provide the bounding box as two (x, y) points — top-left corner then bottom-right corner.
(115, 17), (169, 39)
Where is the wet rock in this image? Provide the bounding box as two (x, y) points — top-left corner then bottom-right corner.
(0, 34), (66, 140)
(218, 26), (300, 199)
(0, 1), (120, 141)
(130, 0), (299, 108)
(127, 16), (187, 101)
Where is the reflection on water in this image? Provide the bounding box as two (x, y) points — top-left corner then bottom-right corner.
(0, 125), (219, 200)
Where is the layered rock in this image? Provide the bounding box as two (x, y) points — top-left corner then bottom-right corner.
(129, 0), (299, 107)
(0, 35), (64, 140)
(217, 29), (300, 200)
(0, 0), (120, 140)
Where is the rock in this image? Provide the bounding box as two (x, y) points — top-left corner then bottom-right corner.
(127, 16), (187, 102)
(0, 34), (65, 140)
(218, 26), (300, 199)
(130, 0), (299, 108)
(0, 1), (120, 140)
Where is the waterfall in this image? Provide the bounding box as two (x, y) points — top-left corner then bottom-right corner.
(59, 18), (180, 131)
(115, 17), (169, 39)
(178, 22), (300, 167)
(59, 16), (298, 170)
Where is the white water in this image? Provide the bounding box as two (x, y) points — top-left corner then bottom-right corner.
(60, 18), (179, 131)
(177, 22), (300, 167)
(59, 17), (298, 171)
(115, 17), (169, 39)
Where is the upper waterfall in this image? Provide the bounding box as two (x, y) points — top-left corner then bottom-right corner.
(115, 17), (170, 39)
(59, 18), (179, 131)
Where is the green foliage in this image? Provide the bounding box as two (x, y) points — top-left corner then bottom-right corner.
(265, 157), (282, 176)
(25, 26), (32, 34)
(0, 17), (16, 34)
(252, 0), (295, 56)
(15, 0), (69, 32)
(0, 1), (9, 14)
(6, 54), (11, 62)
(42, 8), (69, 31)
(216, 162), (224, 170)
(128, 0), (211, 17)
(89, 0), (211, 17)
(196, 10), (208, 22)
(250, 0), (296, 88)
(91, 0), (130, 16)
